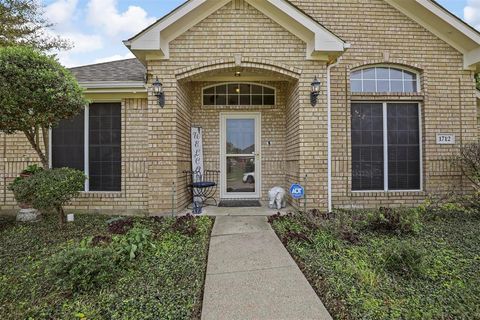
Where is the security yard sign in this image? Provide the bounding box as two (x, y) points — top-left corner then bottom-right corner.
(290, 184), (305, 199)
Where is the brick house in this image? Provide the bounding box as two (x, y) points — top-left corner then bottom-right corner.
(1, 0), (480, 215)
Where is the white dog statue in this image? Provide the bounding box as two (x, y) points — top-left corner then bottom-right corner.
(268, 187), (286, 210)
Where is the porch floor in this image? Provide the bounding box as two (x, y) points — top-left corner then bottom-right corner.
(179, 201), (294, 216)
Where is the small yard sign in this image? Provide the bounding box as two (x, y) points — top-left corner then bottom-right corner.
(290, 183), (304, 199)
(436, 133), (455, 145)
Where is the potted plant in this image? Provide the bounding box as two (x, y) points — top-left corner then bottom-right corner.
(9, 164), (44, 221)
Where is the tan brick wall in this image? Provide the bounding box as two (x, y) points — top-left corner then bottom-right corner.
(288, 0), (477, 209)
(1, 0), (478, 214)
(147, 0), (311, 212)
(176, 82), (193, 210)
(0, 98), (150, 215)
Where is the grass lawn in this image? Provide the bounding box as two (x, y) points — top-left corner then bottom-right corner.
(0, 213), (213, 320)
(270, 210), (480, 319)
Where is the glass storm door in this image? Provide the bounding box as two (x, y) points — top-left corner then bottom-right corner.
(220, 113), (261, 199)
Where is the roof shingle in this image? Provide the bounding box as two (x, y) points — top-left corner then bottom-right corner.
(69, 58), (146, 83)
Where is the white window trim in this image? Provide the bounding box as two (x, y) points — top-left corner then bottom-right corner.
(201, 82), (276, 107)
(351, 65), (421, 94)
(49, 102), (122, 193)
(351, 101), (423, 193)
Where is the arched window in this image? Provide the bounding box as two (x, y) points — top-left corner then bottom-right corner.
(351, 66), (419, 93)
(203, 83), (276, 106)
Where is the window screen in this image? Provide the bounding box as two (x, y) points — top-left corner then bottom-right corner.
(351, 102), (421, 191)
(89, 103), (121, 191)
(52, 112), (85, 171)
(387, 103), (420, 190)
(351, 103), (384, 190)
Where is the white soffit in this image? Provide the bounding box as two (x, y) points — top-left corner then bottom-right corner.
(123, 0), (347, 62)
(385, 0), (480, 70)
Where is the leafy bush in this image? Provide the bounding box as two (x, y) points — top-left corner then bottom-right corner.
(416, 191), (480, 221)
(383, 242), (425, 277)
(47, 246), (120, 293)
(9, 168), (85, 223)
(367, 207), (422, 235)
(113, 227), (153, 260)
(21, 164), (44, 175)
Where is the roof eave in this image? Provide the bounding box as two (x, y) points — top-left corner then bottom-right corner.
(79, 81), (147, 92)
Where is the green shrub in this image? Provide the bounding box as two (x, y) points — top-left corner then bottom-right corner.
(113, 226), (153, 260)
(383, 242), (425, 277)
(417, 192), (480, 221)
(367, 207), (422, 235)
(47, 246), (120, 293)
(20, 164), (44, 176)
(9, 168), (85, 223)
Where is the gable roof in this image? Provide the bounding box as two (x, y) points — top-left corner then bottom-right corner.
(124, 0), (480, 70)
(70, 58), (146, 83)
(69, 58), (146, 92)
(123, 0), (348, 62)
(385, 0), (480, 70)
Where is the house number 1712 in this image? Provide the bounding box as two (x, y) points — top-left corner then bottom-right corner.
(436, 133), (455, 145)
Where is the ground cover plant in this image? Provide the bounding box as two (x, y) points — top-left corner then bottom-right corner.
(0, 213), (213, 319)
(269, 205), (480, 319)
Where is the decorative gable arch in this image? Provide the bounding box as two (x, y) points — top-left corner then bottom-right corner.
(124, 0), (347, 62)
(175, 57), (301, 81)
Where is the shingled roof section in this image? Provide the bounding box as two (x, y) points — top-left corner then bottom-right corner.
(69, 58), (146, 83)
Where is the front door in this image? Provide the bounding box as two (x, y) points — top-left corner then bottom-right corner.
(220, 113), (261, 199)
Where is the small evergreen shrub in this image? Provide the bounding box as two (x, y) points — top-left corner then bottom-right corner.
(367, 207), (422, 235)
(10, 168), (85, 223)
(383, 242), (425, 277)
(47, 246), (120, 293)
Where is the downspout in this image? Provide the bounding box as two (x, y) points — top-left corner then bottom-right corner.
(327, 58), (341, 213)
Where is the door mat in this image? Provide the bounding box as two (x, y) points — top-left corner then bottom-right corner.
(218, 200), (262, 207)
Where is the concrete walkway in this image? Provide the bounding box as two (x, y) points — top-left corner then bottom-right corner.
(201, 216), (332, 320)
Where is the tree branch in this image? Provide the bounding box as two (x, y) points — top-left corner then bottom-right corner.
(23, 130), (48, 167)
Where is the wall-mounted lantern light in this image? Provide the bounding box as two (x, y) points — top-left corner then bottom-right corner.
(153, 76), (165, 108)
(310, 76), (321, 107)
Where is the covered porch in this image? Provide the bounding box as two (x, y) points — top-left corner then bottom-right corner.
(175, 58), (302, 212)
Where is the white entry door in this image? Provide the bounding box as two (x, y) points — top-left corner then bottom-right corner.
(220, 113), (261, 199)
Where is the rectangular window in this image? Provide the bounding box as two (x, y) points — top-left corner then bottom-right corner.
(51, 102), (121, 192)
(351, 103), (384, 190)
(51, 112), (85, 171)
(89, 103), (121, 191)
(351, 102), (421, 191)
